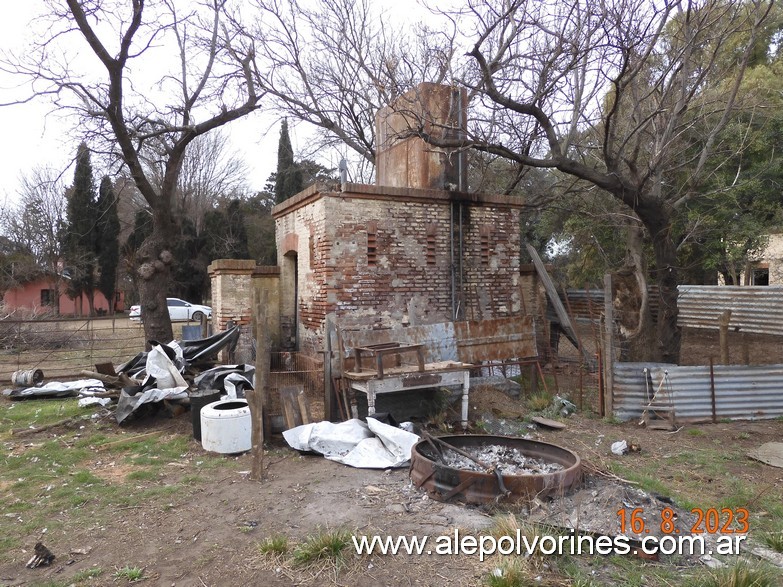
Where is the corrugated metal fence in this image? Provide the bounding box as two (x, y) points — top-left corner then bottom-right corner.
(566, 285), (783, 335)
(607, 285), (783, 423)
(613, 362), (783, 423)
(678, 285), (783, 335)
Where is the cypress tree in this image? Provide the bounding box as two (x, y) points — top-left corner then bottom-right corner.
(96, 176), (120, 313)
(63, 142), (98, 314)
(274, 119), (303, 204)
(225, 199), (250, 259)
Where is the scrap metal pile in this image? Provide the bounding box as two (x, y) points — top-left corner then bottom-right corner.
(3, 326), (251, 424)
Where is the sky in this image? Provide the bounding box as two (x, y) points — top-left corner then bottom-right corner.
(0, 1), (434, 211)
(0, 4), (284, 210)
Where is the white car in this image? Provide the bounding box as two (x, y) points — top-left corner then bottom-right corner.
(129, 298), (212, 322)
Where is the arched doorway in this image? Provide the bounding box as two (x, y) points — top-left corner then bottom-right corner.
(281, 251), (298, 350)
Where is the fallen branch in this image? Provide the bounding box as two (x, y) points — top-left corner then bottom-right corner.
(12, 416), (85, 436)
(581, 460), (639, 485)
(79, 370), (137, 388)
(94, 429), (170, 451)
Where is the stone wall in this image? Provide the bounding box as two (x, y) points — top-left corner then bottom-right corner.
(753, 233), (783, 285)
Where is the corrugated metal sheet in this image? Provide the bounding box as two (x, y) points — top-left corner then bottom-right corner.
(612, 362), (675, 421)
(613, 362), (783, 422)
(678, 285), (783, 335)
(649, 365), (783, 422)
(564, 285), (783, 335)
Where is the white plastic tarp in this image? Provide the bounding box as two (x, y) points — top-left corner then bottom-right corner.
(12, 379), (105, 399)
(282, 417), (420, 469)
(144, 343), (186, 391)
(115, 343), (189, 423)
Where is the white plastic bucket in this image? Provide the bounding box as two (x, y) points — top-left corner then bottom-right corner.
(200, 398), (252, 454)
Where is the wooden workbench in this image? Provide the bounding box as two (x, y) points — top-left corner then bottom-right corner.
(344, 360), (472, 429)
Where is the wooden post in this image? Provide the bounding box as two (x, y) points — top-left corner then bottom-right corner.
(526, 243), (591, 364)
(603, 274), (615, 417)
(200, 312), (208, 338)
(741, 332), (750, 365)
(249, 289), (270, 481)
(324, 316), (335, 422)
(718, 310), (731, 365)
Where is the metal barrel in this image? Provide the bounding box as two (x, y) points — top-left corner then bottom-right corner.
(11, 369), (44, 387)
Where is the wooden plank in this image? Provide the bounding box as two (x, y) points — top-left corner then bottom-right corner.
(531, 416), (565, 430)
(296, 388), (311, 425)
(280, 385), (304, 429)
(250, 289), (269, 480)
(324, 315), (335, 421)
(603, 274), (615, 417)
(526, 243), (588, 361)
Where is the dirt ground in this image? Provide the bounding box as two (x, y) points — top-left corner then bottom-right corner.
(1, 327), (783, 586)
(1, 406), (782, 587)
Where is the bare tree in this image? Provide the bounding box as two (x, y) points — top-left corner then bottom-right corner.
(143, 130), (249, 232)
(1, 166), (68, 313)
(243, 0), (454, 178)
(415, 0), (774, 363)
(2, 0), (263, 343)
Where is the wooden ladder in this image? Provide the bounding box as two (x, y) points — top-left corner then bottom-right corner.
(640, 368), (676, 430)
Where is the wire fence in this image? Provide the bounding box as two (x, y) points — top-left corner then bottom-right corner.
(0, 317), (200, 384)
(1, 313), (601, 419)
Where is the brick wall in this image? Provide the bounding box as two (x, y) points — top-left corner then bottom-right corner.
(207, 259), (257, 331)
(274, 184), (523, 354)
(208, 260), (281, 361)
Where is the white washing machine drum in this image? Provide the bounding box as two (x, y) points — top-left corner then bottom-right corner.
(200, 398), (252, 454)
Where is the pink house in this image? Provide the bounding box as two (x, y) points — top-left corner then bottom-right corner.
(2, 277), (125, 316)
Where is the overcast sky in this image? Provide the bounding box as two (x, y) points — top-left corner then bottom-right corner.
(0, 4), (290, 210)
(0, 1), (434, 211)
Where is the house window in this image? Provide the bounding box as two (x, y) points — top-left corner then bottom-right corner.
(752, 267), (769, 286)
(41, 289), (56, 306)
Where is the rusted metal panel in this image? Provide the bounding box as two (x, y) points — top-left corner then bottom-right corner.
(678, 285), (783, 335)
(613, 362), (783, 422)
(454, 316), (537, 363)
(336, 322), (458, 364)
(409, 435), (581, 504)
(336, 317), (537, 365)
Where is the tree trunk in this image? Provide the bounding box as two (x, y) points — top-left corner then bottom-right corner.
(650, 226), (681, 364)
(620, 223), (656, 362)
(86, 287), (95, 317)
(137, 211), (176, 346)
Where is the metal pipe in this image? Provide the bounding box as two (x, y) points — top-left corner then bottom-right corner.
(458, 202), (464, 320)
(450, 202), (457, 320)
(455, 88), (465, 192)
(709, 357), (717, 423)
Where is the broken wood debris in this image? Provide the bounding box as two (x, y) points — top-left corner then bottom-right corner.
(26, 542), (55, 568)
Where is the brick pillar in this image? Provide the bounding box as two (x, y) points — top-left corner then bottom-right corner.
(208, 260), (257, 363)
(252, 266), (281, 350)
(208, 259), (258, 330)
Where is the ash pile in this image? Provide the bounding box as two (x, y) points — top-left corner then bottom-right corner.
(441, 444), (565, 475)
